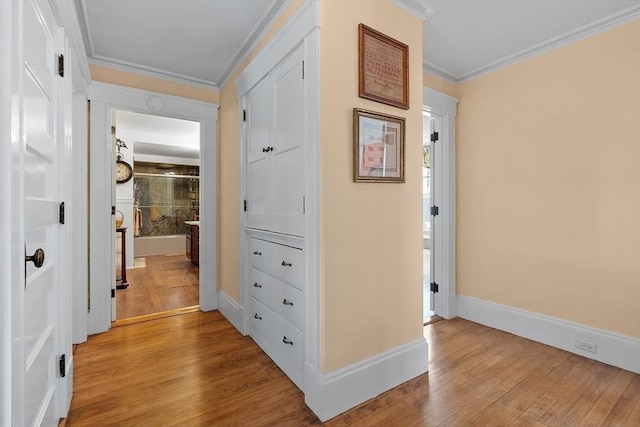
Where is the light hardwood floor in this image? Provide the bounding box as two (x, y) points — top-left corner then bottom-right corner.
(65, 312), (640, 426)
(117, 254), (199, 319)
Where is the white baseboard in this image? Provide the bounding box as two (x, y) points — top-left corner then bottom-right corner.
(305, 338), (429, 422)
(217, 290), (246, 335)
(457, 295), (640, 374)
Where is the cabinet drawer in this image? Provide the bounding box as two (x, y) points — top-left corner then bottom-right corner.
(249, 298), (303, 366)
(249, 268), (304, 331)
(249, 237), (302, 289)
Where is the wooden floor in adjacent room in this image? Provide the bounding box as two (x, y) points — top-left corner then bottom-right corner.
(116, 254), (199, 320)
(64, 312), (640, 426)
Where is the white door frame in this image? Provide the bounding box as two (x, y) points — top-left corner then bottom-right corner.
(0, 2), (14, 423)
(423, 86), (458, 319)
(86, 82), (219, 334)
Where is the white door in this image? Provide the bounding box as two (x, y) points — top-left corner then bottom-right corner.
(246, 76), (271, 231)
(270, 46), (305, 237)
(12, 0), (70, 425)
(427, 114), (444, 317)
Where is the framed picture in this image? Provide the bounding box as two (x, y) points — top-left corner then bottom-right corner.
(353, 108), (405, 183)
(358, 24), (409, 110)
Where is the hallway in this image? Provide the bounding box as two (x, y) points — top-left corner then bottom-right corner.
(117, 254), (199, 319)
(65, 311), (640, 426)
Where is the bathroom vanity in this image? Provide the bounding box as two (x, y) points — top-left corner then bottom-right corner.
(184, 221), (199, 266)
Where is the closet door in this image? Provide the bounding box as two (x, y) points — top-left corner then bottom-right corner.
(270, 46), (305, 236)
(245, 77), (271, 231)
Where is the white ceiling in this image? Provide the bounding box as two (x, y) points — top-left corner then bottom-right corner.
(91, 1), (639, 157)
(77, 0), (640, 87)
(115, 110), (200, 159)
(422, 0), (640, 82)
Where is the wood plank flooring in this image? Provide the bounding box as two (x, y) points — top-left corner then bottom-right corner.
(65, 312), (640, 426)
(117, 254), (199, 319)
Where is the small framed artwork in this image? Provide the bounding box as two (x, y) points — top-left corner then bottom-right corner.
(353, 108), (405, 183)
(358, 24), (409, 110)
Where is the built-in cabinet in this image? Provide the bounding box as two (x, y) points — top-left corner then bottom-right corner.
(245, 46), (306, 238)
(239, 36), (314, 393)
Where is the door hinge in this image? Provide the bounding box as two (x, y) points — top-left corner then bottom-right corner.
(302, 60), (305, 79)
(244, 199), (247, 212)
(112, 205), (116, 215)
(58, 55), (64, 77)
(59, 201), (65, 224)
(430, 282), (439, 293)
(243, 109), (247, 122)
(302, 196), (305, 214)
(430, 131), (439, 143)
(430, 205), (439, 216)
(111, 288), (115, 298)
(59, 354), (66, 378)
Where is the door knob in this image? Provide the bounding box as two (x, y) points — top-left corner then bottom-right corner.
(25, 248), (45, 268)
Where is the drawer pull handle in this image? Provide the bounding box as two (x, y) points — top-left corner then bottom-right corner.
(253, 282), (262, 288)
(253, 313), (262, 320)
(282, 298), (294, 306)
(253, 251), (262, 256)
(282, 336), (294, 345)
(281, 261), (292, 267)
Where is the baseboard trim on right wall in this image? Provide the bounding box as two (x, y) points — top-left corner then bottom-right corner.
(457, 295), (640, 374)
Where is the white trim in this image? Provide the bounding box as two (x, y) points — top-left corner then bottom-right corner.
(87, 82), (218, 333)
(422, 62), (457, 84)
(305, 338), (429, 422)
(457, 295), (640, 374)
(88, 57), (218, 90)
(217, 290), (246, 335)
(0, 2), (12, 423)
(133, 153), (199, 166)
(423, 5), (640, 83)
(389, 0), (437, 21)
(71, 94), (88, 344)
(218, 0), (293, 87)
(234, 0), (319, 99)
(50, 0), (91, 88)
(423, 87), (457, 319)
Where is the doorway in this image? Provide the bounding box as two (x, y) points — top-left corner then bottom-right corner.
(113, 110), (201, 320)
(423, 112), (434, 322)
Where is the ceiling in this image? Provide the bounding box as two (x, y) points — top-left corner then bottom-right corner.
(88, 1), (638, 156)
(77, 0), (640, 87)
(115, 110), (200, 160)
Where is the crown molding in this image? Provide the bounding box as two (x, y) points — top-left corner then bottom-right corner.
(422, 60), (457, 83)
(218, 0), (293, 87)
(389, 0), (437, 21)
(89, 57), (218, 91)
(456, 3), (640, 84)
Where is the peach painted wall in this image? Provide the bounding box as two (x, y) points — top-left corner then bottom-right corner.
(455, 19), (640, 338)
(217, 0), (304, 300)
(90, 64), (219, 103)
(320, 1), (424, 371)
(423, 72), (458, 98)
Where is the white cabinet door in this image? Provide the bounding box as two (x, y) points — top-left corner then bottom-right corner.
(270, 46), (305, 236)
(245, 77), (271, 231)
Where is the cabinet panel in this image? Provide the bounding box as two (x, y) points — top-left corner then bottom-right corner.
(270, 46), (305, 236)
(250, 267), (304, 331)
(250, 297), (304, 366)
(249, 237), (302, 289)
(246, 77), (271, 231)
(244, 45), (305, 237)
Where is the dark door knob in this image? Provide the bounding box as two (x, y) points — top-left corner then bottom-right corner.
(25, 248), (45, 268)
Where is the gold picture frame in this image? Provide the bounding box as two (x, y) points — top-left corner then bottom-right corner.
(358, 24), (409, 110)
(353, 108), (405, 183)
